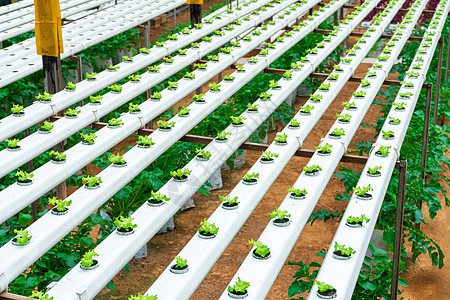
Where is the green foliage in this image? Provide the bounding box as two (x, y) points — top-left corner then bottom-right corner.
(15, 170), (33, 182)
(268, 209), (290, 220)
(174, 256), (187, 268)
(82, 175), (102, 187)
(228, 277), (250, 293)
(315, 143), (332, 153)
(81, 250), (98, 267)
(248, 239), (270, 257)
(219, 195), (239, 204)
(243, 172), (259, 181)
(334, 242), (356, 256)
(198, 219), (218, 235)
(48, 197), (72, 212)
(14, 229), (32, 245)
(114, 216), (137, 230)
(288, 187), (307, 196)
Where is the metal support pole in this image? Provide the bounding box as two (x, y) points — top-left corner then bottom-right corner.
(145, 20), (151, 48)
(390, 160), (408, 300)
(446, 29), (449, 82)
(433, 38), (444, 124)
(173, 8), (177, 28)
(417, 83), (433, 228)
(42, 56), (63, 94)
(25, 128), (37, 222)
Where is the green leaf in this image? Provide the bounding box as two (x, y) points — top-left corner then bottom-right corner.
(18, 214), (33, 227)
(106, 280), (115, 290)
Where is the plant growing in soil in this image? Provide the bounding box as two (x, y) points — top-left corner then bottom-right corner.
(300, 104), (314, 114)
(346, 214), (370, 226)
(216, 131), (231, 141)
(65, 108), (80, 117)
(231, 116), (246, 125)
(382, 130), (394, 139)
(224, 75), (235, 81)
(315, 143), (332, 154)
(108, 84), (122, 93)
(247, 103), (259, 112)
(303, 165), (322, 174)
(353, 90), (366, 98)
(48, 196), (72, 212)
(198, 219), (219, 236)
(12, 229), (31, 247)
(330, 128), (345, 137)
(49, 150), (66, 161)
(314, 280), (336, 298)
(261, 151), (278, 162)
(389, 116), (401, 124)
(114, 216), (137, 232)
(310, 94), (322, 102)
(80, 132), (97, 145)
(109, 154), (126, 165)
(249, 239), (271, 258)
(5, 138), (20, 149)
(65, 82), (76, 90)
(334, 242), (356, 257)
(318, 83), (330, 91)
(157, 120), (175, 129)
(228, 278), (250, 297)
(11, 104), (24, 115)
(122, 56), (133, 62)
(353, 184), (373, 199)
(108, 118), (124, 127)
(361, 79), (371, 87)
(86, 72), (97, 80)
(289, 187), (307, 198)
(195, 148), (211, 160)
(82, 175), (102, 188)
(40, 121), (54, 132)
(168, 81), (178, 90)
(15, 170), (33, 183)
(170, 168), (191, 181)
(128, 74), (141, 82)
(289, 119), (300, 128)
(148, 65), (160, 73)
(220, 195), (239, 208)
(368, 165), (382, 175)
(328, 74), (339, 81)
(209, 82), (221, 92)
(178, 107), (190, 116)
(337, 113), (351, 122)
(260, 92), (272, 100)
(274, 133), (287, 144)
(81, 250), (98, 268)
(242, 172), (259, 184)
(30, 291), (53, 299)
(268, 209), (290, 221)
(393, 102), (406, 110)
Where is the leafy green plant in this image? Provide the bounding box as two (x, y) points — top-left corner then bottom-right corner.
(148, 65), (160, 73)
(174, 256), (187, 269)
(243, 172), (259, 182)
(347, 214), (370, 225)
(49, 150), (66, 161)
(224, 75), (235, 81)
(168, 81), (178, 90)
(260, 92), (272, 100)
(219, 195), (239, 205)
(80, 132), (97, 144)
(382, 130), (394, 139)
(231, 116), (246, 125)
(48, 197), (72, 212)
(353, 184), (373, 197)
(82, 175), (102, 188)
(389, 116), (400, 124)
(328, 74), (339, 80)
(261, 151), (279, 161)
(108, 118), (124, 127)
(283, 70), (293, 79)
(289, 119), (300, 127)
(373, 62), (383, 68)
(300, 104), (314, 114)
(377, 145), (391, 156)
(149, 191), (170, 204)
(108, 84), (122, 93)
(318, 83), (330, 91)
(207, 54), (219, 61)
(268, 209), (290, 220)
(151, 91), (162, 100)
(399, 92), (413, 98)
(314, 280), (335, 294)
(13, 229), (32, 245)
(170, 168), (191, 180)
(353, 90), (366, 98)
(274, 133), (287, 143)
(128, 74), (141, 82)
(65, 82), (76, 90)
(368, 166), (382, 174)
(122, 56), (133, 62)
(139, 47), (151, 54)
(361, 79), (371, 87)
(109, 154), (126, 165)
(39, 121), (54, 132)
(11, 104), (24, 114)
(114, 216), (137, 231)
(228, 278), (250, 294)
(137, 135), (154, 147)
(89, 95), (102, 103)
(216, 131), (231, 140)
(193, 93), (205, 103)
(310, 94), (322, 102)
(330, 128), (345, 136)
(334, 242), (356, 256)
(249, 239), (270, 258)
(157, 120), (175, 129)
(86, 72), (97, 80)
(108, 64), (120, 71)
(81, 250), (98, 267)
(337, 113), (351, 122)
(65, 108), (80, 117)
(30, 291), (53, 300)
(315, 143), (332, 154)
(15, 170), (33, 182)
(195, 148), (211, 159)
(247, 103), (258, 111)
(128, 103), (140, 113)
(289, 187), (307, 197)
(198, 219), (219, 235)
(393, 102), (406, 110)
(303, 165), (322, 173)
(209, 82), (221, 91)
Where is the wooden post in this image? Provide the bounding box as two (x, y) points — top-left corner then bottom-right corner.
(188, 0), (202, 28)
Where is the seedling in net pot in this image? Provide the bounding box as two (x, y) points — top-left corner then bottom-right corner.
(122, 56), (133, 62)
(376, 145), (391, 157)
(367, 165), (382, 176)
(274, 133), (288, 145)
(89, 95), (102, 104)
(192, 93), (205, 104)
(314, 280), (336, 298)
(231, 41), (241, 47)
(108, 64), (120, 71)
(389, 116), (401, 125)
(224, 75), (235, 81)
(86, 72), (97, 80)
(291, 62), (303, 70)
(137, 135), (154, 148)
(337, 113), (351, 123)
(228, 278), (250, 298)
(15, 170), (33, 185)
(198, 219), (219, 238)
(82, 175), (102, 189)
(346, 214), (370, 227)
(65, 108), (80, 117)
(128, 74), (141, 82)
(310, 94), (322, 103)
(48, 196), (72, 214)
(209, 82), (221, 92)
(5, 138), (20, 150)
(303, 165), (322, 176)
(353, 90), (366, 98)
(81, 250), (99, 269)
(242, 172), (259, 185)
(259, 48), (269, 56)
(151, 91), (162, 101)
(11, 104), (24, 115)
(114, 216), (137, 235)
(38, 121), (54, 133)
(260, 92), (272, 100)
(393, 102), (407, 111)
(220, 195), (240, 209)
(80, 132), (97, 145)
(207, 54), (219, 62)
(247, 57), (258, 64)
(109, 154), (126, 166)
(157, 120), (175, 130)
(353, 184), (374, 200)
(318, 83), (331, 91)
(168, 81), (178, 90)
(49, 150), (66, 162)
(178, 107), (191, 117)
(399, 92), (413, 99)
(170, 256), (188, 274)
(128, 103), (141, 113)
(283, 70), (293, 80)
(300, 104), (314, 115)
(139, 47), (151, 54)
(178, 48), (187, 55)
(268, 209), (291, 226)
(289, 118), (300, 128)
(315, 143), (332, 155)
(329, 128), (345, 138)
(260, 151), (278, 163)
(216, 131), (231, 142)
(12, 229), (32, 246)
(361, 79), (371, 88)
(30, 291), (53, 300)
(147, 191), (170, 206)
(247, 103), (259, 112)
(382, 130), (394, 140)
(108, 118), (124, 128)
(342, 101), (357, 110)
(170, 168), (191, 182)
(249, 239), (271, 259)
(148, 65), (160, 73)
(195, 148), (211, 160)
(231, 116), (246, 126)
(289, 187), (307, 199)
(334, 65), (343, 72)
(333, 242), (356, 259)
(36, 91), (52, 101)
(65, 82), (76, 91)
(108, 84), (122, 93)
(328, 74), (339, 81)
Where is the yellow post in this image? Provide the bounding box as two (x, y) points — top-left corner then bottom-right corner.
(34, 0), (64, 56)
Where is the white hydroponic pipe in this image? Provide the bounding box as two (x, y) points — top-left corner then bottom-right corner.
(0, 0), (304, 178)
(309, 1), (450, 299)
(0, 0), (288, 142)
(0, 0), (317, 224)
(0, 0), (341, 293)
(220, 1), (428, 298)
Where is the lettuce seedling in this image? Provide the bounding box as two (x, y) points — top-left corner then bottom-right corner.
(15, 170), (33, 182)
(382, 130), (394, 139)
(11, 104), (24, 114)
(353, 90), (366, 98)
(315, 143), (332, 154)
(198, 219), (219, 236)
(30, 291), (53, 300)
(330, 128), (345, 137)
(314, 280), (335, 294)
(65, 82), (76, 90)
(86, 72), (97, 80)
(228, 278), (250, 295)
(195, 148), (211, 159)
(170, 168), (191, 180)
(122, 56), (133, 62)
(80, 132), (97, 144)
(300, 104), (314, 114)
(393, 102), (406, 110)
(157, 120), (175, 129)
(288, 187), (307, 197)
(261, 151), (278, 162)
(243, 172), (259, 182)
(353, 184), (374, 197)
(231, 41), (240, 47)
(231, 116), (246, 125)
(148, 65), (160, 73)
(216, 131), (231, 140)
(14, 229), (31, 245)
(36, 91), (52, 101)
(377, 145), (391, 156)
(337, 113), (351, 122)
(247, 57), (258, 64)
(209, 82), (221, 91)
(219, 195), (239, 205)
(247, 103), (259, 111)
(168, 81), (178, 90)
(109, 154), (126, 165)
(108, 118), (124, 127)
(108, 84), (122, 93)
(303, 165), (322, 173)
(48, 196), (72, 212)
(139, 47), (151, 54)
(283, 70), (293, 79)
(6, 138), (20, 149)
(328, 74), (339, 80)
(163, 57), (174, 64)
(49, 150), (66, 161)
(108, 64), (120, 71)
(389, 116), (401, 124)
(309, 94), (322, 103)
(361, 79), (371, 87)
(291, 62), (303, 69)
(89, 95), (102, 104)
(178, 48), (187, 55)
(82, 175), (102, 188)
(347, 214), (370, 225)
(81, 250), (98, 268)
(65, 108), (80, 117)
(334, 242), (356, 257)
(40, 121), (54, 132)
(220, 47), (232, 54)
(368, 166), (382, 174)
(174, 256), (187, 269)
(289, 119), (300, 127)
(128, 74), (141, 82)
(129, 103), (141, 113)
(318, 83), (331, 90)
(137, 135), (154, 147)
(178, 107), (190, 116)
(193, 94), (205, 103)
(114, 216), (137, 231)
(151, 91), (162, 100)
(249, 239), (270, 258)
(268, 209), (291, 221)
(224, 75), (235, 81)
(260, 92), (272, 100)
(274, 133), (287, 143)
